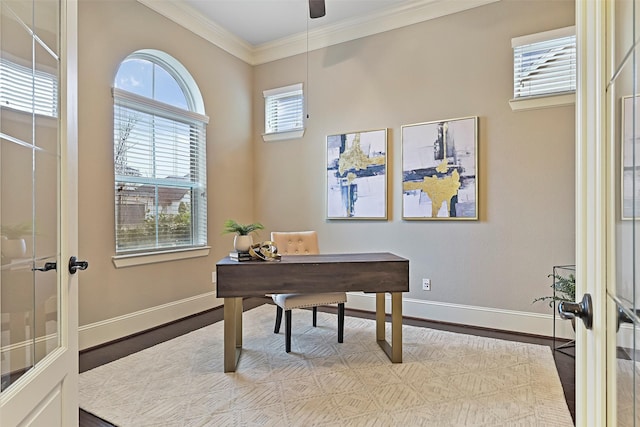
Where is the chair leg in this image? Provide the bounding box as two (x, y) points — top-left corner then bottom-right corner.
(285, 309), (292, 353)
(274, 306), (283, 333)
(312, 306), (317, 327)
(338, 303), (345, 343)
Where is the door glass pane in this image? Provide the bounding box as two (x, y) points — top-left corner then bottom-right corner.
(34, 41), (59, 125)
(0, 0), (60, 391)
(3, 1), (32, 29)
(611, 0), (640, 425)
(34, 150), (58, 362)
(616, 318), (640, 426)
(34, 0), (59, 57)
(0, 138), (36, 391)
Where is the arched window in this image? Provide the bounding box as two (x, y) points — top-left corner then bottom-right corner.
(113, 50), (208, 254)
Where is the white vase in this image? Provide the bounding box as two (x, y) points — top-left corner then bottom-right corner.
(234, 235), (253, 252)
(2, 237), (27, 259)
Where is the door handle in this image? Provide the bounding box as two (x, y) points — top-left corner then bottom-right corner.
(558, 293), (593, 330)
(616, 305), (639, 331)
(68, 256), (88, 274)
(33, 262), (57, 272)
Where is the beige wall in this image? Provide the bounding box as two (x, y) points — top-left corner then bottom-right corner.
(253, 0), (576, 313)
(78, 0), (253, 326)
(77, 0), (575, 337)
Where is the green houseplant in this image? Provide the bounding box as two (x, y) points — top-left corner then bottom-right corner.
(222, 220), (264, 252)
(533, 272), (576, 308)
(534, 268), (577, 340)
(222, 220), (264, 236)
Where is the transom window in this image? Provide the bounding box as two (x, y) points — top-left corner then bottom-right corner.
(510, 26), (576, 111)
(113, 50), (208, 254)
(263, 83), (305, 142)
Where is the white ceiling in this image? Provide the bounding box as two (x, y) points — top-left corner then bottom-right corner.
(137, 0), (500, 64)
(182, 0), (414, 46)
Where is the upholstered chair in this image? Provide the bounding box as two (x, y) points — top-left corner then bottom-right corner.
(270, 231), (347, 353)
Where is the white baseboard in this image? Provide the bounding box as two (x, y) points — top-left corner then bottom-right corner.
(78, 291), (223, 350)
(345, 292), (576, 340)
(78, 291), (577, 352)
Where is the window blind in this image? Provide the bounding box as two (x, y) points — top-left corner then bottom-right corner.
(0, 57), (58, 117)
(264, 83), (304, 135)
(114, 89), (207, 253)
(512, 27), (576, 99)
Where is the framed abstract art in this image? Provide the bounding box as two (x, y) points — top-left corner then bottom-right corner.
(326, 129), (387, 219)
(402, 116), (478, 220)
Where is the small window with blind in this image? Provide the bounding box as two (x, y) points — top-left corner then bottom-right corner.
(263, 83), (305, 142)
(510, 26), (576, 111)
(113, 50), (209, 256)
(0, 56), (57, 117)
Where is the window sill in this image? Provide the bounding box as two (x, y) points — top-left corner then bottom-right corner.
(112, 246), (210, 268)
(509, 92), (575, 111)
(262, 128), (305, 142)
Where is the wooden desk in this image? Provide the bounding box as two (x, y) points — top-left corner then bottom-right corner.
(216, 252), (409, 372)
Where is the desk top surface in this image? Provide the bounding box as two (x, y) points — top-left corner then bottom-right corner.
(216, 252), (408, 266)
(216, 252), (409, 296)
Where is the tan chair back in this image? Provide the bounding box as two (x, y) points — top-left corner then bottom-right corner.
(271, 231), (319, 256)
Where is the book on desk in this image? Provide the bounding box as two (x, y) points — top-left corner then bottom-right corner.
(229, 251), (252, 262)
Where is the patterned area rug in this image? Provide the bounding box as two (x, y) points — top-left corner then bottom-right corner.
(79, 305), (573, 426)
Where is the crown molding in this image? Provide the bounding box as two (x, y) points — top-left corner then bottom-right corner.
(137, 0), (500, 66)
(253, 0), (500, 64)
(136, 0), (254, 63)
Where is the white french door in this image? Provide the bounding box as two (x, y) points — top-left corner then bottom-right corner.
(0, 0), (78, 425)
(576, 0), (640, 425)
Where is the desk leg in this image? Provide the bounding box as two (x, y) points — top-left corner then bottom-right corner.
(235, 297), (243, 347)
(376, 292), (403, 364)
(376, 293), (385, 341)
(224, 297), (242, 373)
(390, 292), (402, 363)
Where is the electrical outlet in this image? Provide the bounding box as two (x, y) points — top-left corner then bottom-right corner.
(212, 272), (217, 283)
(422, 278), (431, 291)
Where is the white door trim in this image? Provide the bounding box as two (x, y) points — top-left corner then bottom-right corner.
(575, 1), (608, 426)
(60, 0), (80, 424)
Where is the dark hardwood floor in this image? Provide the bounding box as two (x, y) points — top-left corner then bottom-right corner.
(79, 297), (575, 426)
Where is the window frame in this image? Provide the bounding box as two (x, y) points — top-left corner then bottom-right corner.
(262, 83), (305, 142)
(111, 50), (209, 265)
(509, 26), (576, 112)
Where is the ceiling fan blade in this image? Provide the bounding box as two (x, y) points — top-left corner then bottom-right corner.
(309, 0), (326, 19)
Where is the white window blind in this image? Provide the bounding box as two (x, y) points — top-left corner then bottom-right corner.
(113, 87), (208, 253)
(0, 57), (57, 117)
(512, 26), (576, 99)
(264, 83), (304, 135)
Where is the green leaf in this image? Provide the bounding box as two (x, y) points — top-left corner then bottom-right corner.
(222, 219), (264, 236)
(532, 272), (575, 308)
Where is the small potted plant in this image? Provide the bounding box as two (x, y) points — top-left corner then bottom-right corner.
(533, 272), (575, 307)
(533, 271), (576, 328)
(222, 219), (264, 252)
